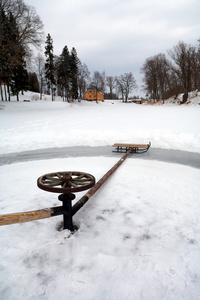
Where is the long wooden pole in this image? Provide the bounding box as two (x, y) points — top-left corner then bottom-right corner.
(0, 148), (133, 226)
(0, 206), (64, 226)
(72, 148), (133, 215)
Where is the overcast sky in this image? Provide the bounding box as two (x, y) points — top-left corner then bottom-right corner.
(25, 0), (200, 95)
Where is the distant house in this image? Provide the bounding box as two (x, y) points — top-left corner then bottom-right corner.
(85, 87), (104, 102)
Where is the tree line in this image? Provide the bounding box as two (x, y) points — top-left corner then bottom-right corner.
(141, 40), (200, 102)
(1, 0), (199, 102)
(0, 0), (138, 102)
(44, 34), (86, 102)
(43, 34), (138, 102)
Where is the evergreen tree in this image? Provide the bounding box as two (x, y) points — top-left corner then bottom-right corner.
(0, 7), (11, 100)
(11, 65), (28, 101)
(57, 46), (70, 101)
(70, 47), (79, 100)
(45, 33), (56, 101)
(8, 12), (28, 101)
(28, 72), (39, 92)
(0, 8), (28, 101)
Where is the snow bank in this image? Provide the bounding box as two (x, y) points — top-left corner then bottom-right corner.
(164, 91), (200, 105)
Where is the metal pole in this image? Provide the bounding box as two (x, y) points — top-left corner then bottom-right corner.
(58, 193), (75, 231)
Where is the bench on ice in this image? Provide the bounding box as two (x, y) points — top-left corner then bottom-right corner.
(112, 142), (151, 154)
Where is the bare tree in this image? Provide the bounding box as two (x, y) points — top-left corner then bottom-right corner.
(189, 45), (200, 92)
(106, 76), (117, 99)
(1, 0), (44, 51)
(141, 54), (173, 101)
(115, 76), (125, 100)
(168, 41), (198, 102)
(78, 61), (90, 100)
(91, 71), (104, 90)
(87, 71), (105, 102)
(101, 71), (106, 94)
(35, 53), (45, 99)
(116, 72), (137, 102)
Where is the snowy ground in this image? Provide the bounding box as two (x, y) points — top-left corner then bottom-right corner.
(0, 91), (200, 154)
(0, 93), (200, 300)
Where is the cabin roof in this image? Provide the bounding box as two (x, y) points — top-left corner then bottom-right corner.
(87, 86), (102, 92)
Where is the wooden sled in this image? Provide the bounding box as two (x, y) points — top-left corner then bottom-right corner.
(112, 142), (151, 154)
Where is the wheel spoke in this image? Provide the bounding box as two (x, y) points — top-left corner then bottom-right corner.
(62, 182), (68, 188)
(74, 174), (85, 180)
(69, 182), (78, 188)
(43, 179), (61, 185)
(56, 173), (63, 179)
(48, 181), (63, 187)
(73, 180), (91, 186)
(45, 175), (58, 180)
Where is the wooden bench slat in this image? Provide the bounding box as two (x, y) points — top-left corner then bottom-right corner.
(112, 143), (149, 149)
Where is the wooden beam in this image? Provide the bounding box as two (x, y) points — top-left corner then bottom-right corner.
(0, 206), (64, 226)
(72, 148), (133, 215)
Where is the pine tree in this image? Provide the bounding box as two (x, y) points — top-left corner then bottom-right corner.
(70, 47), (79, 100)
(45, 33), (56, 101)
(11, 65), (28, 101)
(28, 72), (39, 92)
(0, 7), (11, 100)
(57, 46), (70, 101)
(8, 12), (28, 101)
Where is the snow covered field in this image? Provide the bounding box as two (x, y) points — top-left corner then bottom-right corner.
(0, 94), (200, 300)
(0, 92), (200, 154)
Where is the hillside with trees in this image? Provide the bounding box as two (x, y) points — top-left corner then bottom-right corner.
(141, 41), (200, 103)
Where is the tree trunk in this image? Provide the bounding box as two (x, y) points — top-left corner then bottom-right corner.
(4, 84), (7, 101)
(182, 92), (188, 104)
(51, 87), (54, 101)
(7, 84), (11, 101)
(0, 85), (4, 101)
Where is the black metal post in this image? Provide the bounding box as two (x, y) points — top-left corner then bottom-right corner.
(58, 193), (75, 231)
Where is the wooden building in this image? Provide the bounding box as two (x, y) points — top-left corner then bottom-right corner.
(85, 87), (104, 102)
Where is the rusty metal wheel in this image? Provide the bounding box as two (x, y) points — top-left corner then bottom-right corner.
(37, 171), (95, 194)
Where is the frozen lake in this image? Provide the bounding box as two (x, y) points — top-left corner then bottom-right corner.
(1, 146), (200, 169)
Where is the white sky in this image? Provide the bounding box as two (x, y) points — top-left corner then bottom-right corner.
(25, 0), (200, 94)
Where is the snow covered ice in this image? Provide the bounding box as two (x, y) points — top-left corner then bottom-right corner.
(0, 94), (200, 300)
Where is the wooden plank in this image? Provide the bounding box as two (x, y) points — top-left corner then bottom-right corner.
(112, 143), (149, 149)
(0, 206), (64, 226)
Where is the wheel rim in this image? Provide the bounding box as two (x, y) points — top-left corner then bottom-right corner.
(37, 171), (95, 194)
